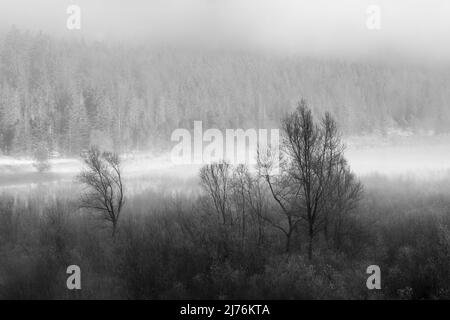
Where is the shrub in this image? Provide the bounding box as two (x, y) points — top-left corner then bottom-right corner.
(33, 144), (51, 173)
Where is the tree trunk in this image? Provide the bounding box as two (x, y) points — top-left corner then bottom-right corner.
(241, 206), (246, 250)
(257, 216), (263, 247)
(308, 224), (313, 260)
(285, 231), (292, 254)
(112, 221), (117, 238)
(324, 218), (330, 248)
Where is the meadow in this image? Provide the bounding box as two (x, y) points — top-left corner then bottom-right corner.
(1, 165), (450, 299)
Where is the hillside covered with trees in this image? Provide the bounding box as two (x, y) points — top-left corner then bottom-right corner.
(1, 27), (449, 156)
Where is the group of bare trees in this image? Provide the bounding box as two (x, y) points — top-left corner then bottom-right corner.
(200, 100), (363, 259)
(76, 100), (361, 257)
(199, 163), (269, 259)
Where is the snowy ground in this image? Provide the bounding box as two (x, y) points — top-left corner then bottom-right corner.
(345, 133), (450, 178)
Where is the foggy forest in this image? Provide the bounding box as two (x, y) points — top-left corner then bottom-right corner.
(1, 0), (450, 300)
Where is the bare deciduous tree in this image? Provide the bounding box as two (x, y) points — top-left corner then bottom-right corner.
(259, 99), (362, 259)
(201, 161), (270, 252)
(78, 146), (125, 237)
(323, 158), (363, 250)
(257, 147), (303, 254)
(234, 165), (269, 248)
(230, 164), (249, 249)
(199, 161), (232, 226)
(199, 161), (234, 260)
(282, 99), (362, 259)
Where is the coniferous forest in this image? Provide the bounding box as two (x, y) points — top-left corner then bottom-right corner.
(1, 27), (450, 156)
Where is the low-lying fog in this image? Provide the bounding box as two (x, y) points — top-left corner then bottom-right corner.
(1, 134), (450, 196)
(346, 134), (450, 178)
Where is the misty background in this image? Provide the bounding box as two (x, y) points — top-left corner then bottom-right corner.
(1, 1), (450, 178)
(2, 0), (450, 301)
(0, 0), (450, 61)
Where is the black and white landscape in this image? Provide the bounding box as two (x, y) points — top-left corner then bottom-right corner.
(1, 0), (450, 300)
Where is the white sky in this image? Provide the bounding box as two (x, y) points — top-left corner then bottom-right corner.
(0, 0), (449, 61)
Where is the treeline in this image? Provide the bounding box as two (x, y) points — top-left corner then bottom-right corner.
(2, 105), (450, 299)
(1, 27), (450, 156)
